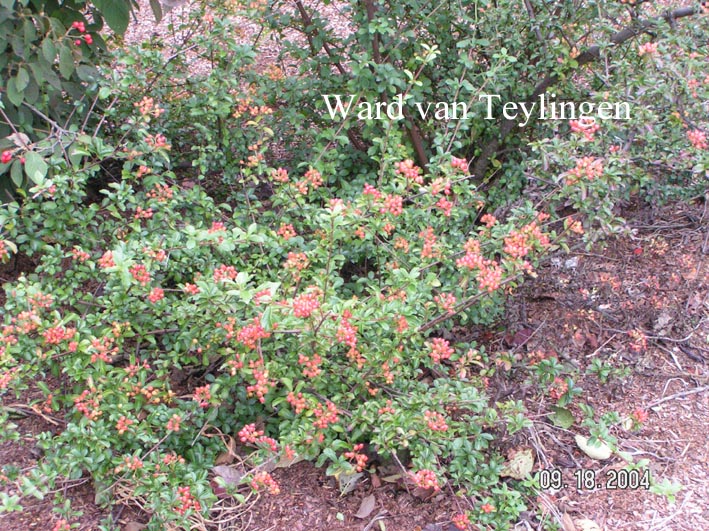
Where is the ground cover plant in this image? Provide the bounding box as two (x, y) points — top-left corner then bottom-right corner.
(0, 0), (707, 530)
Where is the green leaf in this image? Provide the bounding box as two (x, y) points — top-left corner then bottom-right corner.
(550, 406), (575, 429)
(20, 476), (44, 500)
(10, 159), (24, 187)
(76, 64), (98, 82)
(58, 45), (74, 79)
(98, 86), (112, 100)
(41, 38), (56, 63)
(23, 152), (48, 185)
(5, 77), (23, 106)
(261, 306), (273, 329)
(93, 0), (130, 34)
(15, 67), (29, 92)
(149, 0), (162, 22)
(30, 61), (62, 91)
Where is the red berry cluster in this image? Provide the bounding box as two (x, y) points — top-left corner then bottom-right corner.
(565, 156), (603, 185)
(116, 415), (134, 435)
(71, 247), (90, 262)
(395, 159), (423, 184)
(548, 377), (568, 400)
(52, 519), (71, 531)
(250, 471), (280, 495)
(292, 287), (322, 318)
(270, 167), (289, 183)
(1, 152), (12, 164)
(238, 423), (263, 444)
(213, 264), (238, 282)
(193, 385), (212, 407)
(166, 414), (182, 432)
(380, 193), (403, 216)
(238, 423), (278, 451)
(298, 352), (322, 378)
(42, 325), (76, 345)
(450, 156), (468, 172)
(429, 177), (451, 196)
(344, 443), (369, 472)
(175, 486), (201, 515)
(362, 182), (382, 199)
(411, 469), (440, 491)
(480, 213), (497, 227)
(312, 400), (338, 429)
(570, 117), (600, 140)
(236, 317), (270, 349)
(424, 410), (449, 432)
(336, 310), (358, 348)
(71, 21), (93, 46)
(429, 337), (454, 364)
(420, 226), (438, 259)
(304, 168), (323, 189)
(433, 292), (456, 315)
(452, 512), (471, 530)
(687, 129), (707, 150)
(98, 250), (115, 269)
(74, 388), (102, 420)
(277, 223), (297, 240)
(284, 252), (309, 280)
(148, 287), (164, 303)
(286, 391), (307, 413)
(435, 196), (454, 217)
(246, 365), (273, 403)
(129, 263), (151, 286)
(183, 283), (200, 295)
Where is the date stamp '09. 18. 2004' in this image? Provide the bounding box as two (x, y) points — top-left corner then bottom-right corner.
(538, 467), (651, 491)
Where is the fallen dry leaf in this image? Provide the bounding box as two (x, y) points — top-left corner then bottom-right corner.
(500, 447), (534, 479)
(574, 518), (602, 531)
(354, 493), (376, 519)
(212, 464), (245, 485)
(575, 434), (612, 460)
(561, 512), (577, 531)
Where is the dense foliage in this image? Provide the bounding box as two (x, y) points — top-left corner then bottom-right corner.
(0, 0), (706, 529)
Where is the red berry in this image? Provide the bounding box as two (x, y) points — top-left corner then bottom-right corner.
(84, 34), (93, 45)
(74, 39), (82, 46)
(1, 152), (11, 164)
(19, 157), (25, 164)
(633, 247), (643, 255)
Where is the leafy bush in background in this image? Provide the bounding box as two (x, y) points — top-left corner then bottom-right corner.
(0, 0), (154, 195)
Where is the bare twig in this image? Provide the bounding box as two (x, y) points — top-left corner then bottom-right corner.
(646, 385), (709, 408)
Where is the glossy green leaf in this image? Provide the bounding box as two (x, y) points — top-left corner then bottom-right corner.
(149, 0), (162, 22)
(5, 77), (23, 106)
(10, 159), (24, 187)
(93, 0), (130, 34)
(41, 38), (56, 63)
(15, 66), (29, 92)
(58, 45), (74, 79)
(23, 151), (48, 185)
